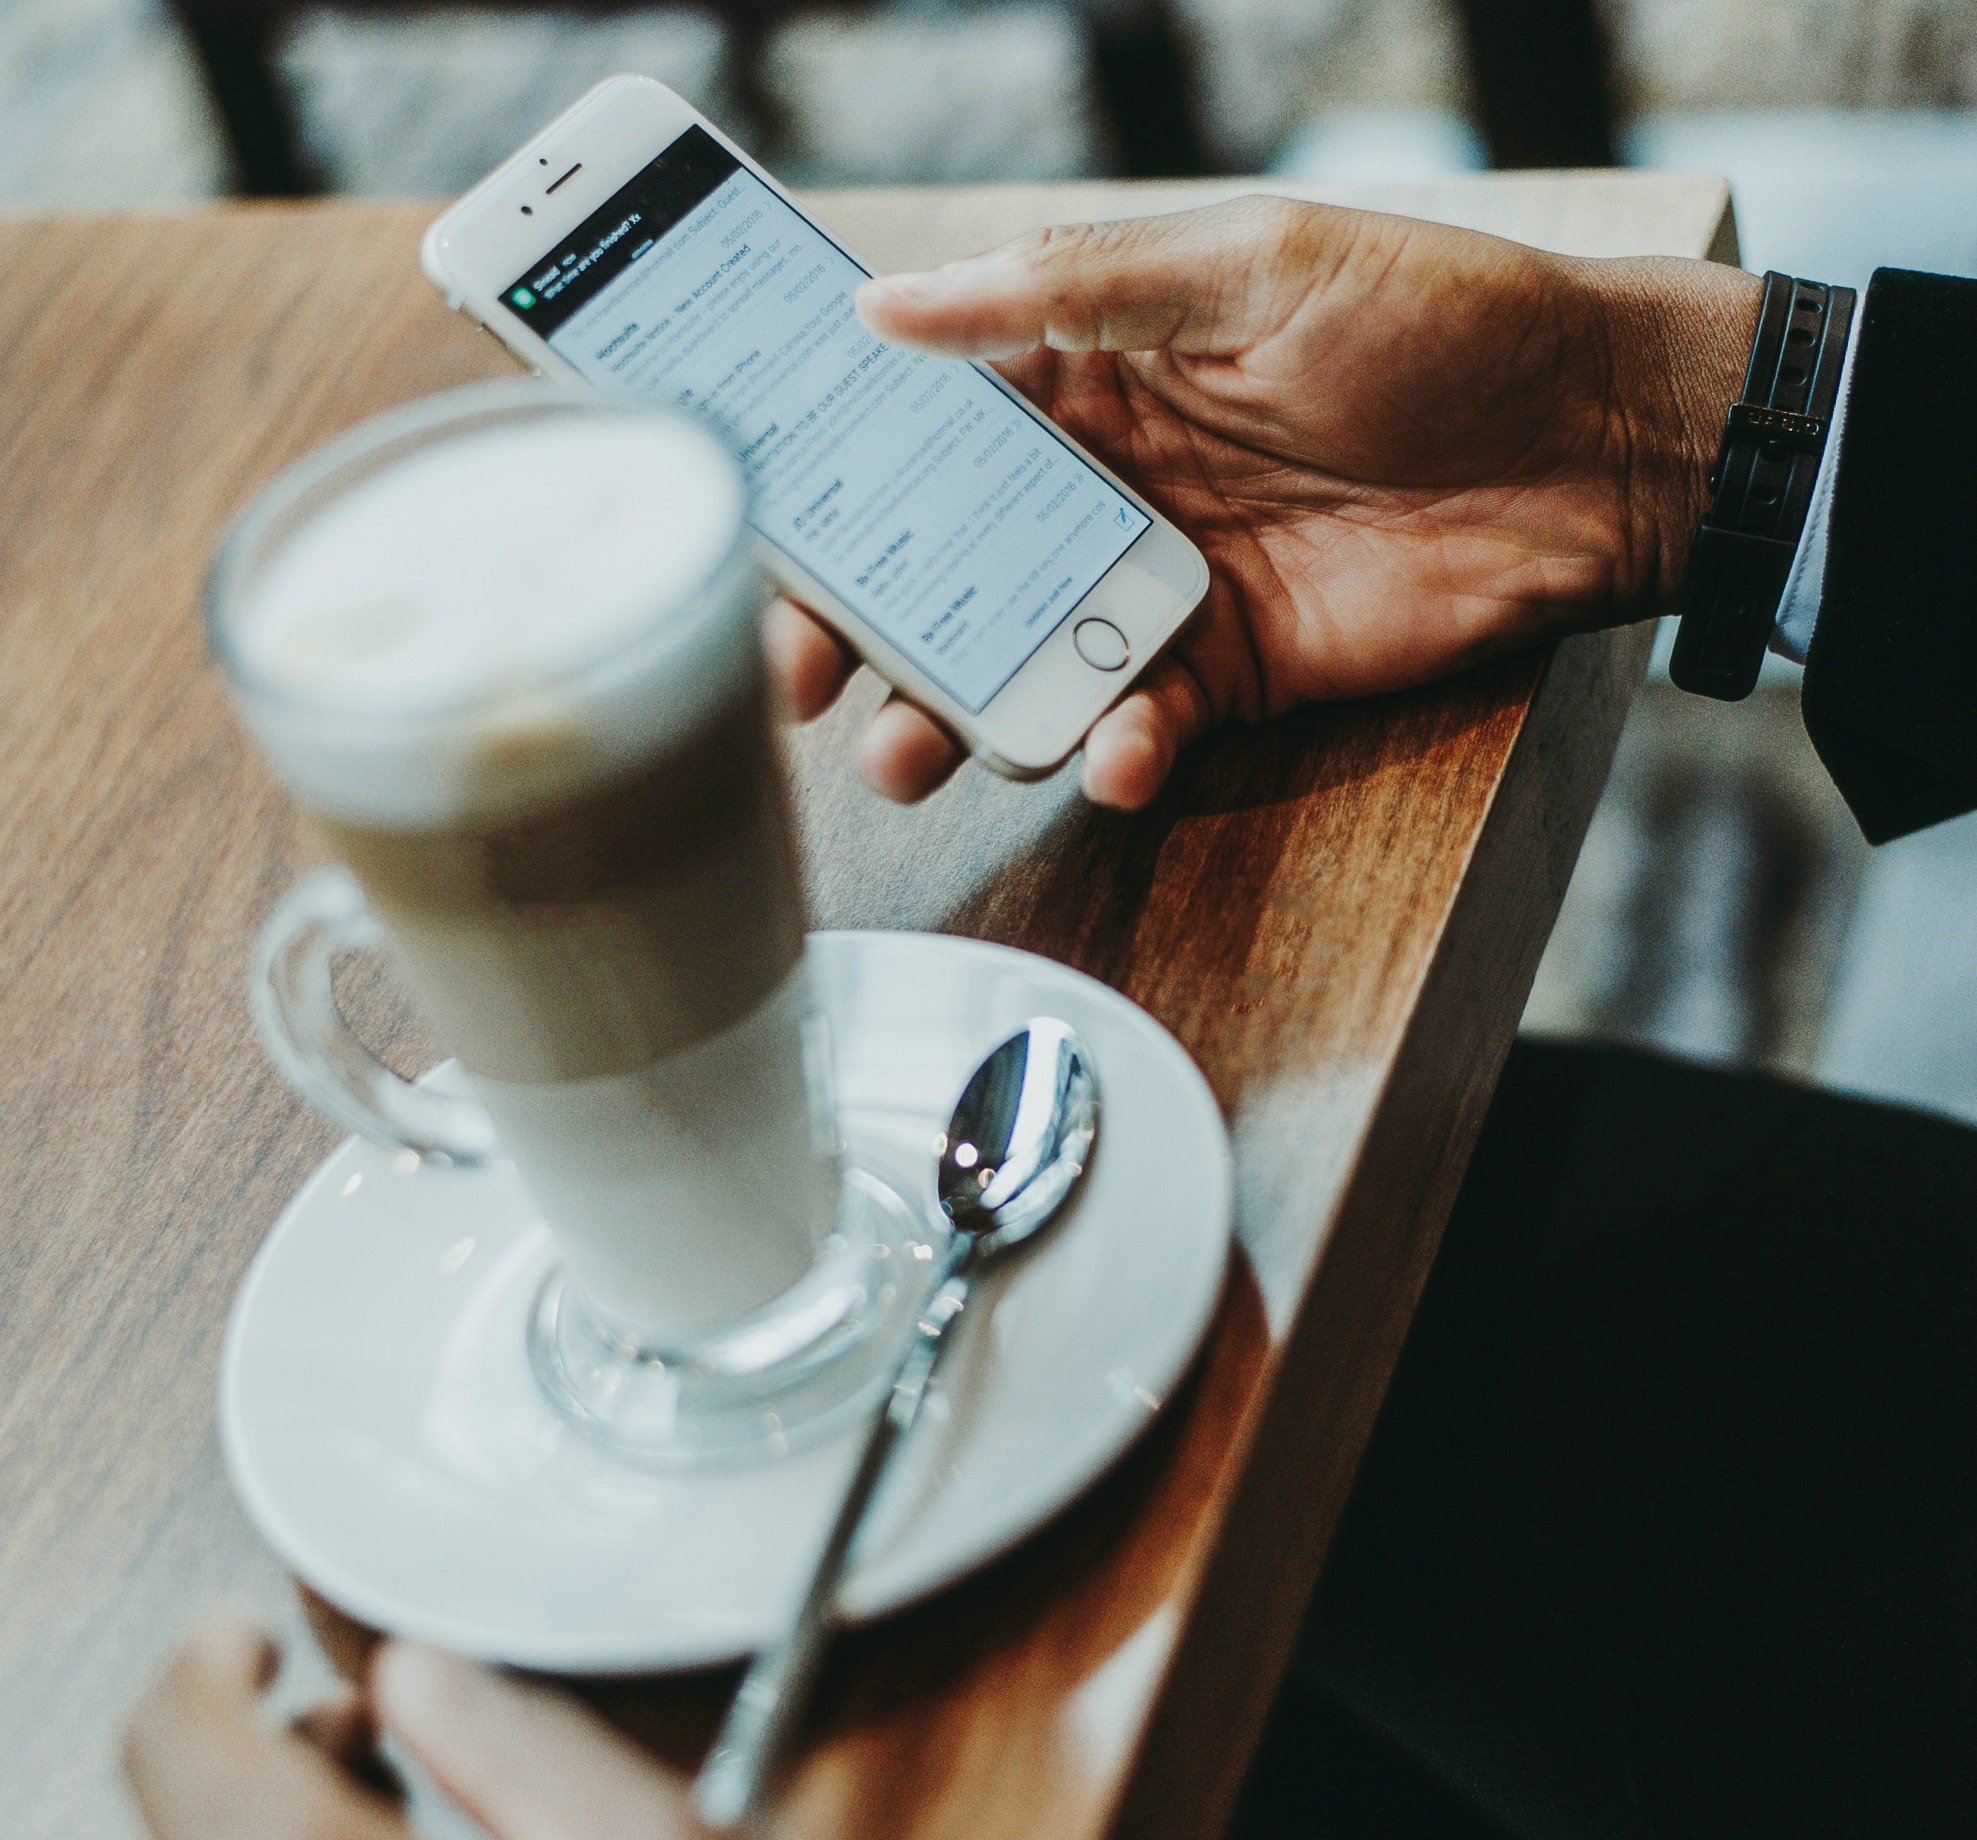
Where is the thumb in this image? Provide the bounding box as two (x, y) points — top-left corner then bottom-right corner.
(856, 194), (1312, 361)
(374, 1642), (708, 1840)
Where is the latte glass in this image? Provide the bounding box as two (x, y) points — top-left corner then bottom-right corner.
(210, 383), (917, 1466)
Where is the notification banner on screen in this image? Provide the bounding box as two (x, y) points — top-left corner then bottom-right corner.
(506, 128), (1150, 713)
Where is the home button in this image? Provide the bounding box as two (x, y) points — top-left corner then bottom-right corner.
(1073, 617), (1130, 671)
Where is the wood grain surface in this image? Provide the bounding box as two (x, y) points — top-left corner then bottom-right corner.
(0, 171), (1729, 1840)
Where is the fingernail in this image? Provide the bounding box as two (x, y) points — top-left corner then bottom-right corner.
(862, 262), (979, 304)
(859, 273), (936, 308)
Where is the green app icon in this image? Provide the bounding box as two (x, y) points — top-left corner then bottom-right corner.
(511, 286), (536, 309)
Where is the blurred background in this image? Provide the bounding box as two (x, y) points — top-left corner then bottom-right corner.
(8, 0), (1977, 1119)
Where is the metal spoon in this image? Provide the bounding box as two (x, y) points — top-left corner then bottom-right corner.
(694, 1016), (1099, 1832)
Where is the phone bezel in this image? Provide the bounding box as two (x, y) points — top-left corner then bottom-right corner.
(422, 75), (1210, 778)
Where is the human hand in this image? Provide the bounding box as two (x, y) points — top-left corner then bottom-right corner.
(773, 194), (1760, 809)
(124, 1614), (711, 1840)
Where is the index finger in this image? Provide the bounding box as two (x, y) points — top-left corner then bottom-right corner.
(854, 194), (1319, 360)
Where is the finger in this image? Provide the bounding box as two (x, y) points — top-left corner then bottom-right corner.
(178, 1613), (282, 1701)
(124, 1616), (407, 1840)
(856, 194), (1315, 360)
(1080, 658), (1216, 810)
(375, 1642), (707, 1840)
(857, 694), (966, 803)
(763, 595), (858, 722)
(125, 1617), (276, 1804)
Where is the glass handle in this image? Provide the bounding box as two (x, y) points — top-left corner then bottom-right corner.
(251, 865), (498, 1165)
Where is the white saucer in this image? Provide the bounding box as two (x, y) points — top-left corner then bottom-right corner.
(220, 930), (1233, 1673)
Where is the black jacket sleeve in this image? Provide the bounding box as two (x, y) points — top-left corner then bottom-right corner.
(1802, 268), (1977, 843)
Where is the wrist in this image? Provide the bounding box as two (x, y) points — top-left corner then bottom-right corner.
(1578, 257), (1764, 605)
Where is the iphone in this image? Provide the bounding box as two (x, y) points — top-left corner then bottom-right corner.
(423, 75), (1209, 778)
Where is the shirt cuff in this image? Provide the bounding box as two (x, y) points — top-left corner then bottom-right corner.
(1771, 308), (1861, 665)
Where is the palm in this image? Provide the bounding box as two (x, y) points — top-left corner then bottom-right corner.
(823, 196), (1752, 806)
(993, 254), (1640, 719)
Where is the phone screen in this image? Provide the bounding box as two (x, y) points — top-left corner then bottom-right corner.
(503, 127), (1151, 714)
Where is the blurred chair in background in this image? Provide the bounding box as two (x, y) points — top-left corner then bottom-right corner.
(166, 0), (1619, 195)
(1452, 0), (1616, 166)
(161, 0), (1211, 191)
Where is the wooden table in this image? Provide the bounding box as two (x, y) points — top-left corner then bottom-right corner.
(0, 169), (1732, 1840)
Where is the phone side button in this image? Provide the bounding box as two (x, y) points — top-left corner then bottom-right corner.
(1073, 618), (1130, 672)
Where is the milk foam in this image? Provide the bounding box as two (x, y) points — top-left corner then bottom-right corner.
(226, 409), (757, 826)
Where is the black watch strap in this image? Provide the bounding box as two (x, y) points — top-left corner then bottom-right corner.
(1670, 271), (1856, 701)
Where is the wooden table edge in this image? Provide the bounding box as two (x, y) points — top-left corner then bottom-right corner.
(1106, 619), (1658, 1840)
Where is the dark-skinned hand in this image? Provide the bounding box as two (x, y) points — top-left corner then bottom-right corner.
(768, 194), (1758, 808)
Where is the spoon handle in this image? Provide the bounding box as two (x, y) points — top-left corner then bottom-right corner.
(693, 1236), (977, 1834)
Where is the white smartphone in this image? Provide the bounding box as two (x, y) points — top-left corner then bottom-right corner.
(422, 74), (1209, 779)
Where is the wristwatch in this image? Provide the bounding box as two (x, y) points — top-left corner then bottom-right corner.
(1669, 270), (1855, 700)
